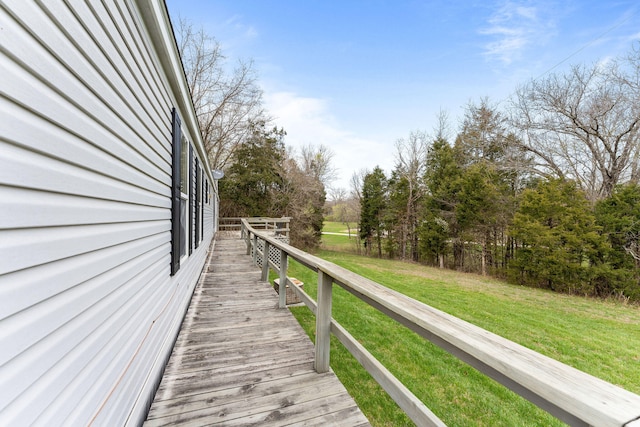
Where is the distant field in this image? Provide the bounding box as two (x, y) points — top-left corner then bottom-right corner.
(287, 245), (640, 426)
(322, 221), (358, 233)
(321, 221), (359, 252)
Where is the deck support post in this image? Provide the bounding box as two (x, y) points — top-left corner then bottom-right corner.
(279, 250), (288, 308)
(261, 241), (270, 281)
(315, 270), (333, 373)
(245, 231), (251, 255)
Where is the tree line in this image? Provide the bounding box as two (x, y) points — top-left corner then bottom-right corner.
(177, 18), (639, 301)
(176, 19), (332, 249)
(350, 46), (640, 301)
(217, 121), (332, 250)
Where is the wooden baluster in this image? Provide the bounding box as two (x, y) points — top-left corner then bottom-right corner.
(315, 270), (333, 373)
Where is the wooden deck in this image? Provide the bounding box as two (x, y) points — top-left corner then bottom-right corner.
(144, 233), (370, 426)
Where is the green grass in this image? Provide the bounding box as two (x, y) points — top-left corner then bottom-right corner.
(285, 249), (640, 427)
(322, 221), (358, 234)
(321, 221), (359, 252)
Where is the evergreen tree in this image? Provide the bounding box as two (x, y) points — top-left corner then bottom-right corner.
(219, 122), (286, 217)
(595, 184), (640, 299)
(384, 171), (405, 259)
(422, 137), (463, 267)
(455, 98), (509, 166)
(455, 163), (502, 275)
(454, 99), (523, 274)
(360, 167), (388, 257)
(418, 212), (449, 268)
(509, 179), (612, 295)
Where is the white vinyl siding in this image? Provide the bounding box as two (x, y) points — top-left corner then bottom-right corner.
(0, 0), (215, 426)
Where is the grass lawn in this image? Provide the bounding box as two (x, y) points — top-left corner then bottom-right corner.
(321, 221), (359, 253)
(322, 221), (358, 234)
(286, 249), (640, 427)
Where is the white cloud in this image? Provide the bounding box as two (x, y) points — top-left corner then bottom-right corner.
(244, 26), (258, 39)
(596, 56), (614, 70)
(223, 15), (259, 41)
(515, 5), (538, 21)
(264, 91), (393, 190)
(480, 1), (557, 64)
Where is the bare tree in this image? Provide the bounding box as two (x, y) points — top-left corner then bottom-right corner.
(624, 227), (640, 264)
(328, 188), (358, 238)
(350, 169), (368, 201)
(328, 186), (347, 203)
(349, 169), (368, 254)
(299, 144), (337, 187)
(177, 18), (267, 170)
(620, 44), (640, 186)
(509, 53), (640, 201)
(394, 130), (428, 260)
(344, 197), (361, 236)
(279, 152), (326, 249)
(433, 108), (452, 143)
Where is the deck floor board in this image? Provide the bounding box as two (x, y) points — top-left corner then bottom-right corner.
(144, 233), (370, 426)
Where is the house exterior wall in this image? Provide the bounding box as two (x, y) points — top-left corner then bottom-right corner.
(0, 0), (215, 425)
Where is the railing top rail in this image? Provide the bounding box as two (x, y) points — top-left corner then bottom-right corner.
(240, 219), (640, 427)
(245, 217), (291, 223)
(221, 217), (290, 223)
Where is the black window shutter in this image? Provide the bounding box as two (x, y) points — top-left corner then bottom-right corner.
(195, 158), (201, 248)
(170, 108), (182, 275)
(189, 144), (194, 255)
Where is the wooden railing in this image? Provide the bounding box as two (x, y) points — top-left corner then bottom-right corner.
(240, 218), (640, 427)
(220, 217), (290, 237)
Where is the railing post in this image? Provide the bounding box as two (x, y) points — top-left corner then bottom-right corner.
(245, 230), (251, 255)
(252, 234), (258, 265)
(315, 270), (333, 373)
(261, 240), (270, 281)
(278, 249), (288, 308)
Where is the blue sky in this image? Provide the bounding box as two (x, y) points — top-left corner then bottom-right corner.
(165, 0), (640, 190)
